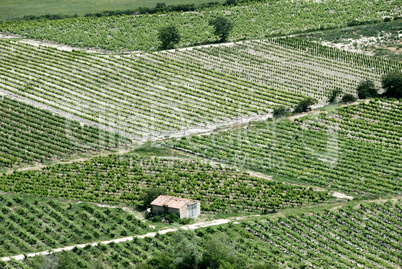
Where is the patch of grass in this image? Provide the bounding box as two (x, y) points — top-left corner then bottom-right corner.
(0, 0), (224, 21)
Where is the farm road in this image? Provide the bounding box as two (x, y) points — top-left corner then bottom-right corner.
(0, 219), (231, 262)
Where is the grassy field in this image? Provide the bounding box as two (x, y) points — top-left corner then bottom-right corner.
(1, 0), (400, 52)
(0, 0), (223, 21)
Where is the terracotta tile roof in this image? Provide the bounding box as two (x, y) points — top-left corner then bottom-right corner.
(150, 195), (200, 209)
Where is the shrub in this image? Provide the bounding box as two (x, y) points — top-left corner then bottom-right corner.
(293, 97), (317, 114)
(356, 79), (378, 99)
(158, 25), (181, 50)
(381, 72), (402, 99)
(342, 94), (357, 103)
(273, 106), (291, 118)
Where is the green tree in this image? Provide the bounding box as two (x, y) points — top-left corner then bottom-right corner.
(293, 97), (317, 114)
(381, 71), (402, 99)
(137, 252), (175, 269)
(199, 234), (245, 269)
(273, 106), (291, 118)
(356, 79), (378, 99)
(328, 88), (342, 103)
(140, 186), (166, 207)
(209, 16), (234, 42)
(158, 25), (181, 50)
(341, 94), (357, 103)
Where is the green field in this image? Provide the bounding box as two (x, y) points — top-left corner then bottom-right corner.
(0, 154), (329, 210)
(0, 0), (224, 21)
(1, 0), (401, 51)
(166, 99), (402, 197)
(5, 199), (400, 268)
(0, 0), (401, 267)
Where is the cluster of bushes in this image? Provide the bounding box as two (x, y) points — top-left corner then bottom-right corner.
(137, 230), (279, 269)
(356, 71), (402, 100)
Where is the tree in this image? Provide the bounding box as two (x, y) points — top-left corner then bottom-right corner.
(293, 97), (317, 114)
(209, 16), (233, 42)
(273, 106), (290, 118)
(158, 25), (181, 50)
(137, 252), (175, 269)
(328, 88), (342, 103)
(199, 234), (245, 269)
(381, 71), (402, 99)
(341, 94), (357, 103)
(356, 79), (378, 99)
(140, 187), (166, 207)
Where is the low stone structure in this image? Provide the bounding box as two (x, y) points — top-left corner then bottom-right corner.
(150, 195), (201, 219)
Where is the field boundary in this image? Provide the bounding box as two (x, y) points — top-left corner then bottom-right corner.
(0, 219), (231, 262)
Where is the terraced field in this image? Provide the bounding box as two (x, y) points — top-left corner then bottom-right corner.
(0, 193), (149, 257)
(4, 200), (400, 269)
(1, 0), (401, 51)
(0, 97), (129, 168)
(166, 99), (402, 196)
(0, 38), (400, 141)
(0, 155), (329, 211)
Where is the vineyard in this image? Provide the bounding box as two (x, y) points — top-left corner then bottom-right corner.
(0, 193), (149, 257)
(0, 38), (400, 141)
(0, 154), (329, 212)
(166, 99), (402, 196)
(4, 200), (400, 268)
(0, 97), (129, 168)
(0, 0), (401, 267)
(1, 0), (401, 52)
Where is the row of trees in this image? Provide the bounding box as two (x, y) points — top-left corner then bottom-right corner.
(273, 71), (401, 118)
(158, 16), (233, 49)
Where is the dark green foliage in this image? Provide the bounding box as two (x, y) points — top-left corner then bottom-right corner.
(224, 0), (238, 5)
(158, 25), (181, 49)
(356, 79), (378, 99)
(293, 97), (317, 113)
(199, 234), (245, 269)
(342, 94), (357, 103)
(381, 71), (402, 98)
(140, 187), (167, 207)
(273, 106), (290, 118)
(328, 88), (342, 103)
(137, 252), (175, 269)
(209, 16), (234, 42)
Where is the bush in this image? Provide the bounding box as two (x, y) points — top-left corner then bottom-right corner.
(158, 25), (181, 50)
(341, 94), (357, 103)
(356, 79), (378, 99)
(273, 106), (290, 118)
(140, 187), (166, 207)
(381, 72), (402, 99)
(293, 97), (317, 114)
(209, 16), (234, 42)
(328, 88), (342, 103)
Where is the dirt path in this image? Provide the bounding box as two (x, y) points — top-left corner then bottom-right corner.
(0, 219), (231, 262)
(3, 148), (132, 175)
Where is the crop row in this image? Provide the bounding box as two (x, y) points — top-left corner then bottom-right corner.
(0, 38), (399, 140)
(5, 200), (400, 268)
(0, 97), (129, 168)
(0, 193), (149, 257)
(165, 99), (402, 196)
(0, 155), (329, 211)
(243, 201), (402, 268)
(0, 0), (401, 51)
